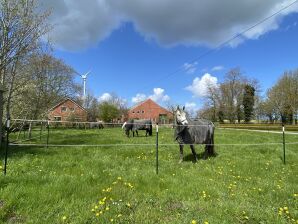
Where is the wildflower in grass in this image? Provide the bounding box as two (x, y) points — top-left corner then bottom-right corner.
(294, 193), (298, 197)
(110, 218), (114, 222)
(91, 208), (95, 212)
(204, 221), (209, 224)
(106, 207), (110, 211)
(96, 213), (100, 217)
(117, 177), (122, 180)
(62, 216), (67, 220)
(126, 203), (131, 207)
(117, 214), (122, 218)
(191, 220), (197, 224)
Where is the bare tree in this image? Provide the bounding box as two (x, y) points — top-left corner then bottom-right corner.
(0, 0), (50, 116)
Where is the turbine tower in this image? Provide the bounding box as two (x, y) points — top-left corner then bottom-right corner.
(80, 70), (91, 99)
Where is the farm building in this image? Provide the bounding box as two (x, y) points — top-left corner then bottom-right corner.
(128, 99), (173, 124)
(48, 98), (87, 122)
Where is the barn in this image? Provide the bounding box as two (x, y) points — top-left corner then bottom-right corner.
(48, 98), (87, 122)
(128, 99), (173, 124)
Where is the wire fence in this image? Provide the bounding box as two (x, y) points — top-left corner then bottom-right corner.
(2, 118), (297, 175)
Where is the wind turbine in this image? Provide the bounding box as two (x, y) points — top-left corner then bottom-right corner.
(80, 70), (91, 99)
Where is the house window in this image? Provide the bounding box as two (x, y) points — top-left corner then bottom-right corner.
(137, 111), (140, 113)
(61, 106), (67, 112)
(142, 110), (145, 113)
(54, 116), (61, 121)
(132, 111), (135, 113)
(70, 107), (75, 112)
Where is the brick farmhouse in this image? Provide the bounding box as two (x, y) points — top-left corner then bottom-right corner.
(48, 98), (87, 122)
(128, 99), (173, 124)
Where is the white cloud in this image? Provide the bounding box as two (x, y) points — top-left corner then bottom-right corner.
(149, 88), (170, 102)
(42, 0), (298, 51)
(186, 73), (219, 98)
(132, 87), (170, 104)
(211, 65), (224, 71)
(98, 92), (113, 102)
(183, 61), (198, 74)
(132, 93), (147, 104)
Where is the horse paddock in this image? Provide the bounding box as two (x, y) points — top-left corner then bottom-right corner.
(0, 127), (297, 223)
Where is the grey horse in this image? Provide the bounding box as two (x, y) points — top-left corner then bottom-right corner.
(174, 106), (215, 162)
(122, 119), (152, 137)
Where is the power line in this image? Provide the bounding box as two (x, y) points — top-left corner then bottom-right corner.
(140, 0), (298, 92)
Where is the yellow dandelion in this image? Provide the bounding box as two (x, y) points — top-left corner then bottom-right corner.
(110, 218), (114, 222)
(204, 221), (209, 224)
(284, 206), (288, 210)
(95, 205), (98, 209)
(106, 207), (110, 211)
(191, 220), (197, 224)
(62, 216), (67, 220)
(91, 209), (95, 212)
(126, 203), (131, 207)
(117, 176), (122, 180)
(96, 213), (100, 217)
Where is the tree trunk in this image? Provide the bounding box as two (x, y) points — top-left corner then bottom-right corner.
(0, 85), (4, 148)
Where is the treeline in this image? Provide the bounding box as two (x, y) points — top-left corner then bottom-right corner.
(198, 68), (298, 124)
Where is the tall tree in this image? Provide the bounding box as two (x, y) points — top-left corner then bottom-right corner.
(243, 84), (255, 122)
(0, 0), (50, 116)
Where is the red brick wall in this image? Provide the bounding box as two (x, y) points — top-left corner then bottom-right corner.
(48, 99), (87, 121)
(128, 99), (173, 123)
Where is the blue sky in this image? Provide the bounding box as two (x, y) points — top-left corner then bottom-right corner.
(47, 0), (298, 110)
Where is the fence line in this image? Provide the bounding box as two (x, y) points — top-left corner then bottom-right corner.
(9, 142), (298, 148)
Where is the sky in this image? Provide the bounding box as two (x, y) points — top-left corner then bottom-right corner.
(41, 0), (298, 111)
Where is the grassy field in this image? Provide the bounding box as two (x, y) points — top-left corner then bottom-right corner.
(0, 127), (297, 223)
(218, 123), (298, 132)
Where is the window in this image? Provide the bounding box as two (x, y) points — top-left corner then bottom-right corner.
(137, 111), (140, 113)
(54, 116), (61, 121)
(61, 106), (67, 112)
(70, 107), (75, 112)
(142, 110), (145, 113)
(132, 111), (135, 113)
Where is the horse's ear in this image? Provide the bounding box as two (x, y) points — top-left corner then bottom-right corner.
(182, 106), (185, 111)
(177, 105), (180, 110)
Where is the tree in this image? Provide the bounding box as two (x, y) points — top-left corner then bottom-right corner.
(0, 0), (50, 116)
(98, 102), (120, 122)
(220, 68), (245, 123)
(9, 53), (80, 119)
(243, 84), (255, 122)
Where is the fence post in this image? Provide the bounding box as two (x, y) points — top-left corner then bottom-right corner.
(4, 114), (10, 175)
(282, 124), (286, 165)
(46, 120), (50, 148)
(156, 123), (159, 175)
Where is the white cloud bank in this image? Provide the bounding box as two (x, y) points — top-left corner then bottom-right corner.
(41, 0), (298, 51)
(186, 73), (219, 98)
(98, 92), (113, 102)
(132, 88), (170, 104)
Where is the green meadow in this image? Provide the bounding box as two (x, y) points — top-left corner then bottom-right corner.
(0, 127), (297, 223)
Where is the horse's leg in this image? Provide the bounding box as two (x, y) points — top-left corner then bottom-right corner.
(190, 144), (198, 162)
(136, 130), (138, 136)
(179, 144), (184, 163)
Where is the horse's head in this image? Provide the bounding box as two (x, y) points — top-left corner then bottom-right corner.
(174, 106), (188, 126)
